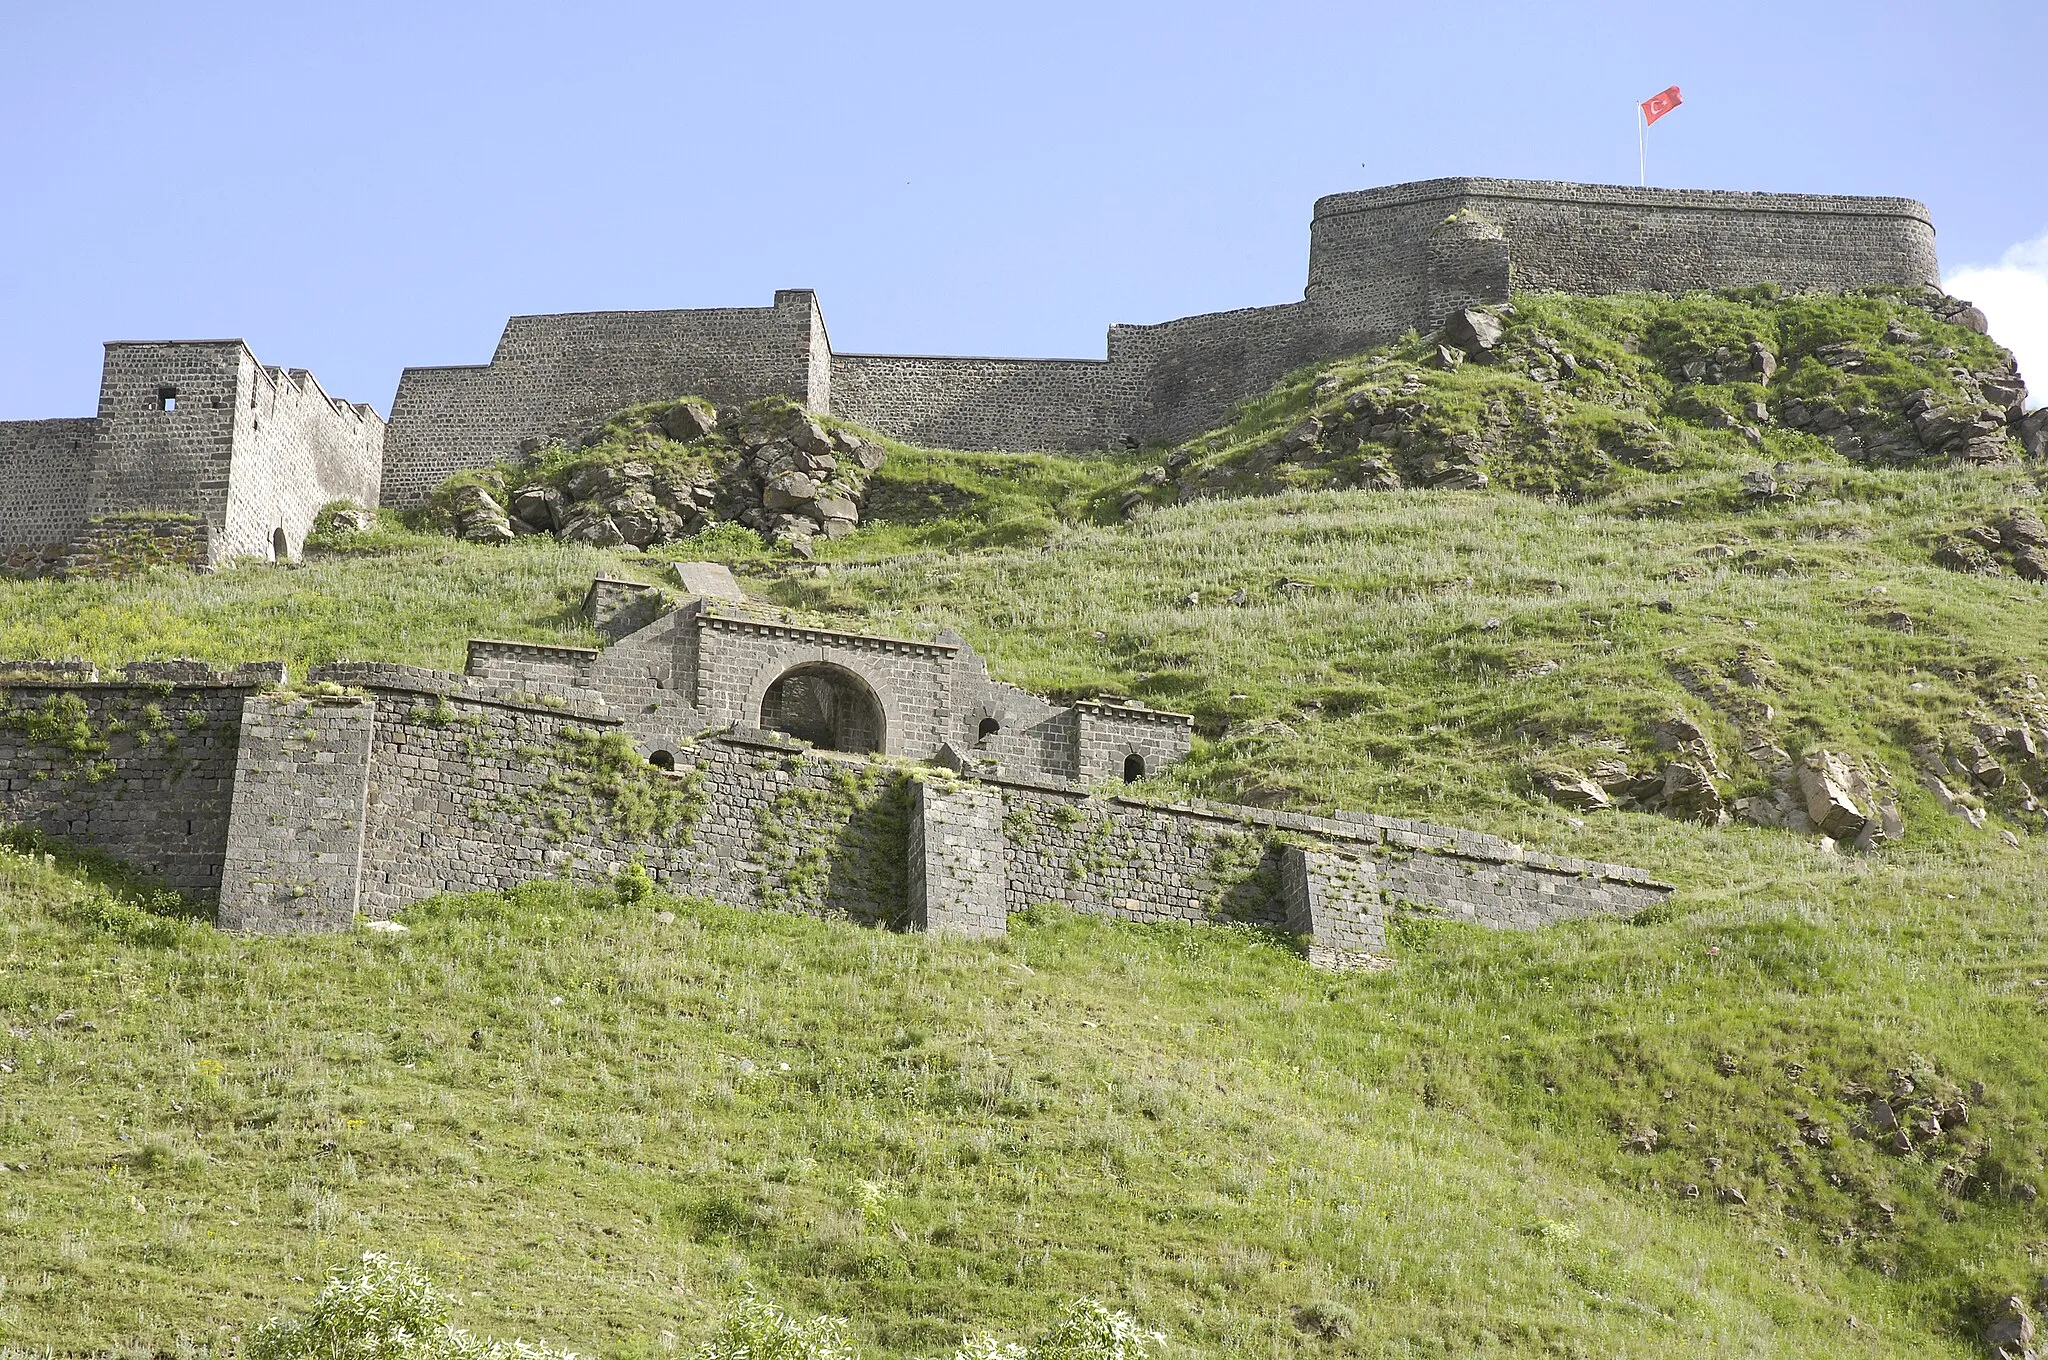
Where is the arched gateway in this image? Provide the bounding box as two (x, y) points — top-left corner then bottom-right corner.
(760, 662), (885, 754)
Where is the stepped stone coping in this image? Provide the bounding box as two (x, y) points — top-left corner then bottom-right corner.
(466, 638), (600, 662)
(696, 610), (963, 659)
(1073, 698), (1194, 727)
(308, 661), (615, 723)
(1312, 176), (1933, 222)
(0, 659), (100, 682)
(0, 659), (285, 688)
(971, 766), (1671, 891)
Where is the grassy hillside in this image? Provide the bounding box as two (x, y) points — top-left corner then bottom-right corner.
(1, 287), (2045, 1356)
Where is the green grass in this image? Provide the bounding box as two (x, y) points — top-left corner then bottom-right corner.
(2, 842), (2042, 1358)
(0, 286), (2044, 1356)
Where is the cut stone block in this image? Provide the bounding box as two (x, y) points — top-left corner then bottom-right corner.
(218, 695), (375, 933)
(909, 778), (1007, 939)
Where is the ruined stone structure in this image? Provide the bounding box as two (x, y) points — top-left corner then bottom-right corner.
(0, 341), (382, 572)
(380, 178), (1939, 502)
(0, 179), (1941, 561)
(0, 577), (1669, 965)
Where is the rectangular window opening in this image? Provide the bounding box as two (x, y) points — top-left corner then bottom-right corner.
(156, 386), (179, 412)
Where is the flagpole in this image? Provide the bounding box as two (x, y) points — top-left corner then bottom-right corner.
(1638, 103), (1645, 186)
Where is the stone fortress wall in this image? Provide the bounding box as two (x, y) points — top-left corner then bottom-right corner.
(0, 178), (1943, 558)
(378, 178), (1940, 500)
(0, 340), (383, 571)
(0, 577), (1669, 963)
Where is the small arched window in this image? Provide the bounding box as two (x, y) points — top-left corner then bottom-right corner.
(649, 749), (676, 771)
(1122, 753), (1146, 784)
(977, 716), (1001, 743)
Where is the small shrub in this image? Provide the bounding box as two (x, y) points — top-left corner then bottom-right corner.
(695, 1287), (857, 1360)
(248, 1252), (579, 1360)
(948, 1299), (1164, 1360)
(613, 860), (655, 908)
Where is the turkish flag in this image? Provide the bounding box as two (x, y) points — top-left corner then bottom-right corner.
(1641, 85), (1683, 126)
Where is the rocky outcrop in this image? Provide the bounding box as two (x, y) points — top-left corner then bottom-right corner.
(1937, 508), (2048, 580)
(437, 397), (886, 556)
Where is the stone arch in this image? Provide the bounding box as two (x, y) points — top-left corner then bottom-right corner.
(1122, 751), (1147, 783)
(271, 526), (289, 562)
(751, 655), (892, 755)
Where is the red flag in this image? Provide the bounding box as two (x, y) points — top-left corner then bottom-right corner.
(1641, 85), (1683, 126)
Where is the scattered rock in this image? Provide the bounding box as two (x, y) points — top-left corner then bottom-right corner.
(2003, 508), (2048, 550)
(1441, 307), (1505, 355)
(1798, 750), (1872, 842)
(450, 485), (513, 544)
(1535, 769), (1611, 812)
(670, 561), (743, 601)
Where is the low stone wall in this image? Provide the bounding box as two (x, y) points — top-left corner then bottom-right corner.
(0, 668), (1673, 961)
(0, 680), (252, 895)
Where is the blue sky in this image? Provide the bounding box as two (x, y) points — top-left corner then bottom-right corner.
(2, 0), (2044, 419)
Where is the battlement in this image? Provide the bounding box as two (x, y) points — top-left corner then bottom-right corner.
(0, 339), (381, 571)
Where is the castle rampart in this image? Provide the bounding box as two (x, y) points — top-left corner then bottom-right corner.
(375, 178), (1941, 495)
(0, 341), (382, 570)
(0, 178), (1949, 556)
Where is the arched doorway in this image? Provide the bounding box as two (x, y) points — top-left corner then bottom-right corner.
(271, 527), (289, 562)
(761, 663), (885, 754)
(1123, 752), (1147, 783)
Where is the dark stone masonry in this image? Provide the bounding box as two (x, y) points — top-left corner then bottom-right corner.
(0, 178), (1943, 569)
(0, 577), (1671, 966)
(379, 178), (1940, 500)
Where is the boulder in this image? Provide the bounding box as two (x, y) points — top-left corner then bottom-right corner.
(2020, 408), (2048, 460)
(559, 507), (626, 548)
(1798, 750), (1870, 841)
(1278, 417), (1323, 452)
(2001, 507), (2048, 550)
(1983, 1296), (2035, 1358)
(450, 485), (513, 544)
(1982, 377), (2029, 417)
(1659, 761), (1726, 823)
(1935, 537), (2001, 575)
(658, 399), (718, 442)
(2016, 546), (2048, 583)
(812, 495), (859, 525)
(317, 503), (372, 534)
(1748, 342), (1778, 382)
(606, 490), (684, 548)
(1535, 769), (1611, 811)
(762, 470), (820, 510)
(565, 465), (617, 502)
(670, 560), (744, 602)
(791, 416), (835, 458)
(1441, 307), (1505, 355)
(510, 484), (565, 531)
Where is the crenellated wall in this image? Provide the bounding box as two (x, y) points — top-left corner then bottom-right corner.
(2, 341), (381, 569)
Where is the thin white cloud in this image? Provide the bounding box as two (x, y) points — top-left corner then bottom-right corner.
(1946, 231), (2048, 410)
